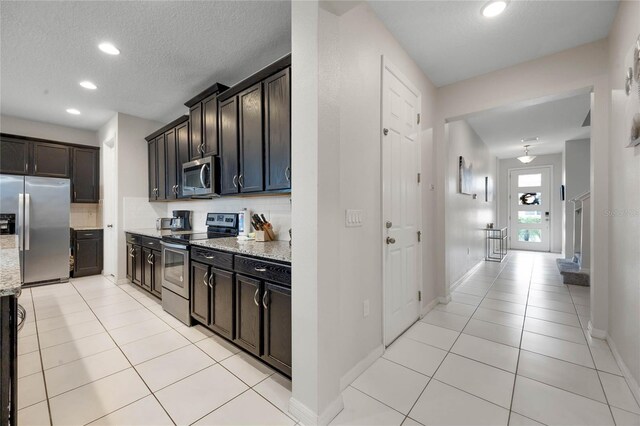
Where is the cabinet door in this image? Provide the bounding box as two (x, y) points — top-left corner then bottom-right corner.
(262, 283), (291, 376)
(155, 135), (167, 200)
(142, 247), (153, 291)
(148, 140), (157, 200)
(74, 237), (103, 277)
(165, 129), (178, 199)
(203, 95), (218, 156)
(189, 104), (202, 161)
(218, 97), (239, 195)
(238, 84), (264, 193)
(72, 148), (99, 203)
(132, 245), (143, 285)
(264, 68), (291, 191)
(126, 243), (134, 280)
(210, 268), (234, 340)
(0, 137), (29, 175)
(234, 274), (261, 355)
(151, 250), (162, 298)
(190, 262), (210, 325)
(175, 122), (190, 199)
(32, 142), (70, 177)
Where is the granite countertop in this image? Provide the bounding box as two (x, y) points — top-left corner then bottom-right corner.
(72, 226), (103, 231)
(0, 235), (21, 296)
(190, 237), (291, 263)
(124, 228), (194, 239)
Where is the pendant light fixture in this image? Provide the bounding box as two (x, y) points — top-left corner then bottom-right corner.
(517, 144), (536, 164)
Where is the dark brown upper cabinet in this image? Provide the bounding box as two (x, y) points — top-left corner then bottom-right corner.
(165, 128), (178, 198)
(147, 134), (167, 201)
(0, 137), (30, 175)
(175, 121), (190, 198)
(264, 68), (291, 191)
(238, 83), (264, 193)
(72, 148), (100, 203)
(146, 116), (189, 201)
(184, 83), (229, 161)
(218, 97), (239, 195)
(32, 142), (70, 178)
(148, 139), (158, 200)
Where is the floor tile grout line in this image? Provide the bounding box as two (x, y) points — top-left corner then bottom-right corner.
(70, 280), (178, 426)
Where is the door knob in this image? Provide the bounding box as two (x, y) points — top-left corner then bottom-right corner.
(386, 237), (396, 244)
(107, 224), (113, 228)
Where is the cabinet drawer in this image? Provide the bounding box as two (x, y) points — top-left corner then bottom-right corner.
(234, 256), (290, 286)
(191, 247), (233, 270)
(76, 230), (102, 240)
(126, 233), (142, 245)
(141, 237), (161, 250)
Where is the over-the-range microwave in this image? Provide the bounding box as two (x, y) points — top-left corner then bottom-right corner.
(182, 156), (219, 198)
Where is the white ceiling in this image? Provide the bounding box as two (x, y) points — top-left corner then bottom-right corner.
(0, 1), (291, 131)
(465, 92), (591, 159)
(368, 0), (619, 87)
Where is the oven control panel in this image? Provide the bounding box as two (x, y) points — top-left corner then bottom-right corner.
(205, 213), (238, 229)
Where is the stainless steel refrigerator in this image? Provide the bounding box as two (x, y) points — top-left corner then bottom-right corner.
(0, 175), (70, 286)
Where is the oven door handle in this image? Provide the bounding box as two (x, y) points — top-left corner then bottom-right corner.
(160, 241), (189, 250)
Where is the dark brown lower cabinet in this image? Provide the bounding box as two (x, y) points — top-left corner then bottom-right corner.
(210, 268), (234, 340)
(151, 250), (162, 298)
(191, 262), (210, 325)
(234, 274), (262, 356)
(73, 230), (103, 278)
(125, 234), (161, 299)
(126, 243), (134, 280)
(142, 247), (154, 292)
(132, 245), (143, 286)
(262, 283), (292, 376)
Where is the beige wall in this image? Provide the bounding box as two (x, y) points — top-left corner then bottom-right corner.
(0, 114), (98, 146)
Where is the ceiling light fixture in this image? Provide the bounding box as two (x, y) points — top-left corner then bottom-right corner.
(66, 108), (81, 115)
(79, 81), (97, 90)
(481, 0), (508, 18)
(98, 42), (120, 55)
(517, 145), (536, 164)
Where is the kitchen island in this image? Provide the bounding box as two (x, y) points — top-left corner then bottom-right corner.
(0, 235), (21, 426)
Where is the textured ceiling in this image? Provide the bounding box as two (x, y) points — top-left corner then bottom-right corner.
(0, 1), (291, 130)
(369, 0), (618, 87)
(466, 92), (591, 159)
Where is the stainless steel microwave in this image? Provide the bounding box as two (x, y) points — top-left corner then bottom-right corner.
(182, 157), (218, 197)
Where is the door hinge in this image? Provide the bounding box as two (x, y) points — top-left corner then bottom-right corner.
(417, 231), (422, 242)
(417, 113), (421, 124)
(418, 291), (422, 301)
(417, 173), (421, 183)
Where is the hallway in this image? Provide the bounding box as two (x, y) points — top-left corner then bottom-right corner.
(332, 251), (640, 425)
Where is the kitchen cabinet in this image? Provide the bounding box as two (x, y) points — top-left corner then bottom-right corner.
(190, 261), (210, 325)
(238, 83), (264, 193)
(164, 129), (177, 199)
(175, 121), (190, 198)
(264, 68), (291, 191)
(142, 247), (154, 292)
(32, 141), (70, 178)
(126, 233), (162, 299)
(209, 268), (234, 340)
(132, 244), (143, 285)
(146, 116), (190, 201)
(0, 136), (29, 175)
(72, 147), (100, 203)
(73, 229), (103, 277)
(234, 274), (262, 356)
(151, 250), (162, 298)
(262, 283), (291, 375)
(148, 135), (166, 201)
(148, 139), (157, 200)
(184, 83), (229, 161)
(126, 243), (134, 280)
(218, 97), (239, 195)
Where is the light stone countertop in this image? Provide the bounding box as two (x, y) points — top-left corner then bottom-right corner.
(73, 226), (103, 231)
(190, 237), (291, 263)
(0, 235), (21, 296)
(124, 228), (194, 239)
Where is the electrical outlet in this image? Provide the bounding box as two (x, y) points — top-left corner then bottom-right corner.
(346, 209), (364, 227)
(363, 299), (370, 317)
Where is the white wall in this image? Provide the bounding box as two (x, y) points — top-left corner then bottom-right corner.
(606, 0), (640, 395)
(497, 153), (563, 253)
(447, 120), (496, 284)
(0, 114), (98, 146)
(563, 139), (590, 258)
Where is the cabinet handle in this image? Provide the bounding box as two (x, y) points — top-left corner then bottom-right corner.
(253, 288), (260, 306)
(129, 248), (135, 258)
(147, 253), (153, 264)
(285, 166), (291, 182)
(254, 267), (267, 272)
(238, 174), (244, 188)
(208, 273), (214, 288)
(204, 255), (215, 259)
(203, 272), (208, 287)
(262, 291), (269, 310)
(150, 253), (154, 264)
(74, 191), (77, 200)
(199, 143), (205, 154)
(84, 233), (93, 236)
(232, 175), (238, 188)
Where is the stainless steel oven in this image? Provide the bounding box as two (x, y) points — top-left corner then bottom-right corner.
(161, 240), (191, 324)
(182, 157), (217, 197)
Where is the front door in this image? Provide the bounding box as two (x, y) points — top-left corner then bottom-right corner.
(382, 58), (422, 346)
(509, 167), (551, 251)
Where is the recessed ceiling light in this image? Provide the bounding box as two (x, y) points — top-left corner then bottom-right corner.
(98, 42), (120, 55)
(481, 0), (508, 18)
(66, 108), (81, 115)
(79, 81), (97, 90)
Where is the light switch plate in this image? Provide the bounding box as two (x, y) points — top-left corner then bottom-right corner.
(345, 209), (364, 227)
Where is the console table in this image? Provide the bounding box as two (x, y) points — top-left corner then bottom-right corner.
(484, 227), (507, 262)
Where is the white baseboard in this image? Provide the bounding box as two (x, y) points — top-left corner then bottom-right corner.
(606, 334), (640, 405)
(588, 321), (607, 339)
(116, 278), (130, 285)
(289, 394), (344, 426)
(449, 260), (484, 293)
(437, 295), (451, 304)
(339, 344), (384, 391)
(420, 297), (439, 318)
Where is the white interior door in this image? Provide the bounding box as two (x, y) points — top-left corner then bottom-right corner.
(102, 138), (117, 279)
(509, 167), (551, 251)
(382, 59), (422, 346)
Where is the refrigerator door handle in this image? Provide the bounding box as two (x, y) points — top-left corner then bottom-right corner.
(24, 193), (30, 250)
(18, 193), (24, 251)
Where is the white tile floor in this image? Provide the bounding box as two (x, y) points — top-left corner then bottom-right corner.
(15, 251), (640, 425)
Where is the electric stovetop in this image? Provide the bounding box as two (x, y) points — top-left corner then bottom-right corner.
(162, 213), (239, 245)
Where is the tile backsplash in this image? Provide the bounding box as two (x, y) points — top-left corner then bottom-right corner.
(70, 203), (100, 228)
